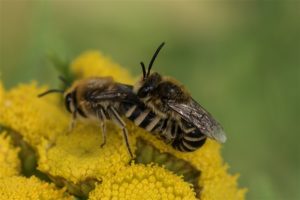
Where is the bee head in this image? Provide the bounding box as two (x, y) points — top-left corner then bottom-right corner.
(64, 91), (74, 113)
(38, 76), (78, 114)
(136, 42), (165, 98)
(137, 72), (162, 98)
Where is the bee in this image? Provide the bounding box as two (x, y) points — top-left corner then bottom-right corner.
(128, 42), (227, 152)
(38, 77), (140, 158)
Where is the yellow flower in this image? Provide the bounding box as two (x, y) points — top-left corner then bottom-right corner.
(89, 164), (196, 200)
(37, 123), (136, 196)
(0, 81), (4, 104)
(71, 51), (134, 84)
(0, 83), (69, 147)
(0, 176), (72, 200)
(0, 51), (246, 199)
(0, 131), (21, 178)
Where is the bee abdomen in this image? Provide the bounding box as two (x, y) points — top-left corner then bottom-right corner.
(124, 104), (161, 133)
(123, 103), (206, 152)
(172, 128), (207, 152)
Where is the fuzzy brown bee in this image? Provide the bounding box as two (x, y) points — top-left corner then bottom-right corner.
(130, 42), (227, 152)
(38, 77), (140, 158)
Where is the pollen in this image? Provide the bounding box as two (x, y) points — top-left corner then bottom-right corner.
(0, 176), (72, 200)
(0, 131), (21, 178)
(89, 164), (196, 200)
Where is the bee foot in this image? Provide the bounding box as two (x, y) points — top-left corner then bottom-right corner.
(100, 143), (106, 148)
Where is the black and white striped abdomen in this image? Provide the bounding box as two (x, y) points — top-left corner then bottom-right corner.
(171, 126), (207, 152)
(122, 103), (207, 152)
(124, 104), (161, 133)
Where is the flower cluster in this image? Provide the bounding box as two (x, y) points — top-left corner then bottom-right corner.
(0, 51), (246, 199)
(0, 131), (20, 178)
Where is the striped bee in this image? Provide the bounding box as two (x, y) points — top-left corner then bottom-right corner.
(38, 77), (140, 158)
(130, 42), (227, 152)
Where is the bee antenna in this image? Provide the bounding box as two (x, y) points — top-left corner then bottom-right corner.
(140, 62), (146, 78)
(58, 76), (68, 85)
(38, 89), (64, 98)
(147, 42), (165, 77)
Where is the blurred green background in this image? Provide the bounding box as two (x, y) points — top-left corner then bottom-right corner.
(1, 1), (300, 199)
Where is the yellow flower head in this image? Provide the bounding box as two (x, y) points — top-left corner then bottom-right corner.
(71, 51), (134, 84)
(37, 123), (134, 183)
(89, 164), (196, 200)
(0, 176), (72, 200)
(0, 81), (4, 104)
(0, 83), (69, 147)
(0, 131), (20, 178)
(37, 123), (136, 196)
(0, 50), (246, 199)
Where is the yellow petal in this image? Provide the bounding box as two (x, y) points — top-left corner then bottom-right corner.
(0, 176), (73, 200)
(0, 131), (21, 178)
(89, 164), (196, 200)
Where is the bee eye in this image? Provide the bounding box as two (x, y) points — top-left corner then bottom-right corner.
(137, 87), (147, 98)
(137, 73), (161, 98)
(65, 93), (73, 113)
(138, 86), (153, 98)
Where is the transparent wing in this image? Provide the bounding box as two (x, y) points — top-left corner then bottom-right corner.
(168, 99), (227, 143)
(88, 84), (140, 104)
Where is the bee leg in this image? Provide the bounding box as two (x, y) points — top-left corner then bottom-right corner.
(108, 106), (134, 159)
(122, 128), (134, 159)
(68, 110), (77, 133)
(97, 108), (107, 148)
(170, 123), (178, 141)
(163, 119), (175, 144)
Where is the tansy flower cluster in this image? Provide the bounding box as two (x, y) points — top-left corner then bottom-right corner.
(0, 51), (246, 199)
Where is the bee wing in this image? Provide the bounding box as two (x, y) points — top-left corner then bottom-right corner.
(88, 84), (140, 104)
(168, 99), (227, 143)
